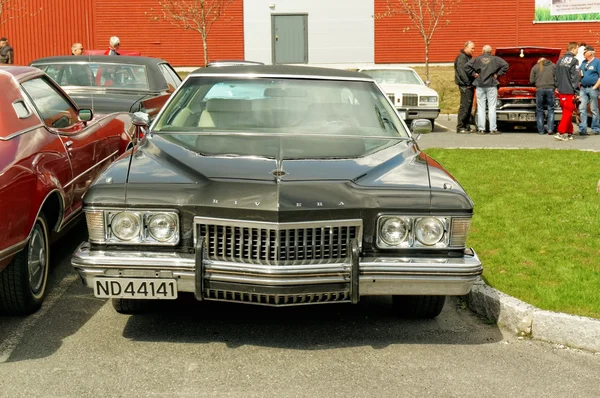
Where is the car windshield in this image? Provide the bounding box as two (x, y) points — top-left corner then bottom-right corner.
(361, 69), (422, 85)
(36, 62), (149, 90)
(152, 76), (409, 158)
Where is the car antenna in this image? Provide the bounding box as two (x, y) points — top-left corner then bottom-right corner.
(85, 8), (94, 113)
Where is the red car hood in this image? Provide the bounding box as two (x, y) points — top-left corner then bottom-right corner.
(495, 47), (561, 87)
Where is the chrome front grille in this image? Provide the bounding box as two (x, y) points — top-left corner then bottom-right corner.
(205, 289), (350, 306)
(402, 93), (418, 107)
(195, 217), (362, 265)
(387, 93), (395, 103)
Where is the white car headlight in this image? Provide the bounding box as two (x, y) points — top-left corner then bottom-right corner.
(86, 209), (180, 245)
(419, 96), (438, 103)
(111, 212), (141, 241)
(379, 217), (409, 246)
(148, 213), (177, 242)
(415, 217), (445, 246)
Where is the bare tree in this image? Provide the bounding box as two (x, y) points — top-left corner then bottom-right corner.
(149, 0), (235, 66)
(376, 0), (460, 81)
(0, 0), (42, 27)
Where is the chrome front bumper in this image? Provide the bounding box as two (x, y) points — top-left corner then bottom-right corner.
(72, 242), (482, 305)
(396, 107), (440, 120)
(496, 108), (563, 122)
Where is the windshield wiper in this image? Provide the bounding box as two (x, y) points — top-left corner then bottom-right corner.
(374, 106), (399, 134)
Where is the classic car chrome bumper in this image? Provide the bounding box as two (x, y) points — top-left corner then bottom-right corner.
(496, 108), (562, 122)
(396, 106), (440, 120)
(72, 242), (482, 305)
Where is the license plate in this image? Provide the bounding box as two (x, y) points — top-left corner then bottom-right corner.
(397, 110), (406, 119)
(94, 278), (177, 299)
(527, 114), (536, 121)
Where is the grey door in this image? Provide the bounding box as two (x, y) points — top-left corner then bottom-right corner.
(272, 14), (308, 64)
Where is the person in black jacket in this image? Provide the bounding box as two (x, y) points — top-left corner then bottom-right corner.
(554, 42), (580, 140)
(454, 41), (476, 134)
(465, 45), (509, 134)
(0, 37), (14, 64)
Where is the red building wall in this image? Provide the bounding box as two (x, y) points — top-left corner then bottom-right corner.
(374, 0), (600, 63)
(93, 0), (244, 66)
(1, 0), (244, 66)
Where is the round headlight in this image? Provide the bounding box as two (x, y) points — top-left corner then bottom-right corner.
(380, 217), (409, 246)
(111, 212), (141, 241)
(415, 217), (444, 246)
(148, 213), (177, 242)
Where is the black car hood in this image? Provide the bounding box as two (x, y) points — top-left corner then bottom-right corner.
(63, 88), (152, 114)
(93, 135), (472, 212)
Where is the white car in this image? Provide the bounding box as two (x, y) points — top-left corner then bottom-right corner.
(358, 67), (440, 124)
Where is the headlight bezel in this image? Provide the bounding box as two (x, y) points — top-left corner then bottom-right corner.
(376, 214), (471, 249)
(85, 208), (180, 246)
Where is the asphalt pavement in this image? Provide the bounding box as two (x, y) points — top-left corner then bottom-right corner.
(420, 114), (600, 152)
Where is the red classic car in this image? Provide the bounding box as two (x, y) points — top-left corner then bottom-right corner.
(494, 47), (563, 130)
(0, 66), (134, 315)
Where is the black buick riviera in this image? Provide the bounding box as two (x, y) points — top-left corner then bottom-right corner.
(71, 65), (482, 318)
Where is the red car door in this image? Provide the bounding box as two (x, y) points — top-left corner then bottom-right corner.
(21, 77), (114, 215)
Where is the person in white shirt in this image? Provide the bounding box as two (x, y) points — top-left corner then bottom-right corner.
(576, 42), (586, 65)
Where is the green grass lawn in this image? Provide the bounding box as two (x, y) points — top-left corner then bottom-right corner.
(425, 148), (600, 319)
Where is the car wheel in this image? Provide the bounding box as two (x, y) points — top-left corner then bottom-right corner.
(392, 295), (446, 319)
(0, 213), (50, 315)
(112, 298), (150, 314)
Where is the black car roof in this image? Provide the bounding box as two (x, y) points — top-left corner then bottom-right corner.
(30, 55), (170, 66)
(190, 64), (371, 80)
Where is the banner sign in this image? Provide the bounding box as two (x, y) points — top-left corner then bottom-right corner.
(535, 0), (600, 22)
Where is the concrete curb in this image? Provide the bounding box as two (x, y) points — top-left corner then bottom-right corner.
(467, 279), (600, 352)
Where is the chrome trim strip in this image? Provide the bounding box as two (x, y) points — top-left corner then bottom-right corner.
(0, 239), (29, 262)
(64, 150), (118, 189)
(0, 124), (44, 141)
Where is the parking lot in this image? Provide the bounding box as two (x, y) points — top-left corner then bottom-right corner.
(1, 123), (600, 397)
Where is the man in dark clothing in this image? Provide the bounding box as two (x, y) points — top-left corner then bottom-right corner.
(578, 45), (600, 135)
(0, 37), (14, 64)
(465, 44), (509, 134)
(554, 42), (580, 141)
(530, 57), (556, 135)
(454, 40), (476, 134)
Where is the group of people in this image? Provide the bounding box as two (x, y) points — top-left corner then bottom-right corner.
(0, 35), (121, 63)
(71, 36), (121, 56)
(454, 41), (600, 139)
(454, 41), (508, 134)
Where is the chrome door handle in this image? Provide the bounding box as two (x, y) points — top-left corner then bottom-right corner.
(64, 140), (73, 148)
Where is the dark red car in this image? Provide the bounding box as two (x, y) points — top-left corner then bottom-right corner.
(0, 66), (134, 315)
(494, 47), (562, 130)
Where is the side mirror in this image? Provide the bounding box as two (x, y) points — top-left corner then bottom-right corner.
(425, 80), (431, 87)
(411, 119), (432, 135)
(78, 109), (93, 123)
(132, 111), (150, 127)
(131, 111), (150, 145)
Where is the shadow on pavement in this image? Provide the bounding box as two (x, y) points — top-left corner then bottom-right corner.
(1, 221), (106, 363)
(119, 294), (504, 350)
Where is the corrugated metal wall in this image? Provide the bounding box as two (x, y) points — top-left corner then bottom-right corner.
(1, 0), (96, 65)
(1, 0), (243, 66)
(93, 0), (244, 66)
(374, 0), (600, 63)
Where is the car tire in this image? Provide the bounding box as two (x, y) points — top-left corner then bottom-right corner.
(0, 213), (50, 315)
(428, 119), (436, 129)
(392, 295), (446, 319)
(112, 298), (150, 314)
